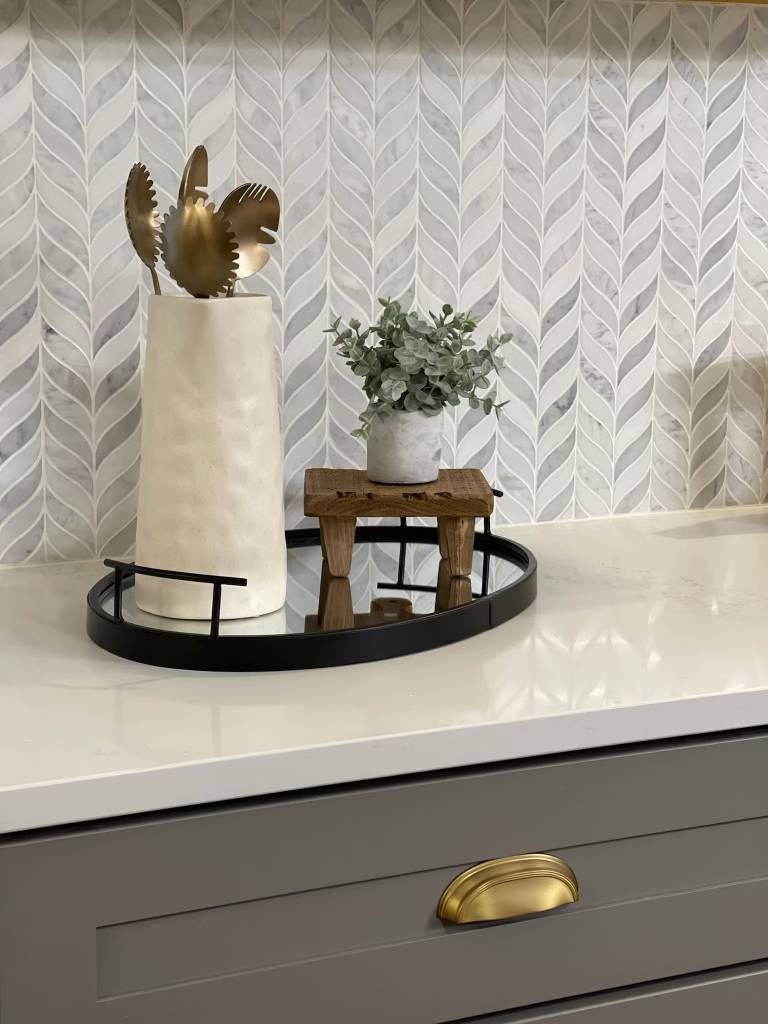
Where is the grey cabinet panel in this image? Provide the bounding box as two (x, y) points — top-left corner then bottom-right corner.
(478, 960), (768, 1022)
(96, 816), (768, 998)
(2, 731), (768, 1023)
(89, 879), (768, 1023)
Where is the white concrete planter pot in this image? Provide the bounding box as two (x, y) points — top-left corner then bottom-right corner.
(134, 295), (286, 620)
(366, 409), (443, 484)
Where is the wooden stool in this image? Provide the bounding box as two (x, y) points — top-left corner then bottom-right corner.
(304, 468), (494, 578)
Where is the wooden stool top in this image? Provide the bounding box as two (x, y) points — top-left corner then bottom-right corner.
(304, 468), (494, 518)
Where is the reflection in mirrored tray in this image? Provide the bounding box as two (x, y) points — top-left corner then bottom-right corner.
(103, 541), (525, 637)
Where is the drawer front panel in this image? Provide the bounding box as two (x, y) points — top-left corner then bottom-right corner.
(2, 731), (768, 1023)
(479, 961), (768, 1023)
(96, 816), (768, 999)
(90, 878), (768, 1023)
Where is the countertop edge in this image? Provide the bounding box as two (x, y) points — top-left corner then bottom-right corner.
(4, 688), (768, 835)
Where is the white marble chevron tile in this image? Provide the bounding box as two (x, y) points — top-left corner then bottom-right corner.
(455, 0), (505, 487)
(732, 6), (768, 506)
(587, 2), (667, 518)
(328, 0), (374, 471)
(1, 0), (768, 564)
(233, 0), (283, 399)
(0, 0), (43, 562)
(497, 0), (547, 524)
(30, 0), (95, 560)
(656, 2), (705, 513)
(86, 0), (142, 559)
(690, 4), (748, 509)
(280, 0), (330, 527)
(419, 0), (460, 474)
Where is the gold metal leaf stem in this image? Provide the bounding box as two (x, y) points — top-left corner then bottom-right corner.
(125, 162), (161, 295)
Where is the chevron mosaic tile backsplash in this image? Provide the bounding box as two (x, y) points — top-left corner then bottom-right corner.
(1, 0), (767, 562)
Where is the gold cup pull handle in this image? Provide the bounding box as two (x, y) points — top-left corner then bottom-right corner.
(436, 854), (579, 925)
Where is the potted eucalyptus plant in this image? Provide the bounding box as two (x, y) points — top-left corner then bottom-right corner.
(327, 299), (512, 484)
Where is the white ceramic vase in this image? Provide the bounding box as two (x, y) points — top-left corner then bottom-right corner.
(134, 294), (286, 620)
(366, 409), (443, 484)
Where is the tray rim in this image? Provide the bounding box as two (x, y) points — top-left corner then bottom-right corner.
(86, 525), (537, 672)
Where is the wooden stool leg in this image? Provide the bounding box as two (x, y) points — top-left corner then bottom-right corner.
(319, 516), (356, 577)
(438, 516), (475, 576)
(318, 562), (354, 630)
(435, 559), (472, 612)
(438, 522), (448, 558)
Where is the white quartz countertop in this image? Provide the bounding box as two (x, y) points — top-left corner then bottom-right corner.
(2, 506), (768, 834)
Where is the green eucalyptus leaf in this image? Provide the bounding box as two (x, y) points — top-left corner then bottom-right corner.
(328, 299), (513, 437)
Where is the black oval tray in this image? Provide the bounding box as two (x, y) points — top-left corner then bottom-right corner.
(87, 524), (536, 671)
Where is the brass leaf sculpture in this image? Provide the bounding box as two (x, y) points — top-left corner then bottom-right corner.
(124, 163), (161, 295)
(219, 183), (281, 286)
(160, 199), (238, 298)
(178, 145), (209, 204)
(124, 145), (279, 298)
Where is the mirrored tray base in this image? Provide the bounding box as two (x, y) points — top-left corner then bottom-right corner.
(86, 524), (536, 671)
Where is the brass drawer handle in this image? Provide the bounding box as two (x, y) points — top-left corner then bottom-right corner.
(436, 854), (579, 924)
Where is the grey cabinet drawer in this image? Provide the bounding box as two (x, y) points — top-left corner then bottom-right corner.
(478, 960), (768, 1022)
(2, 730), (768, 1023)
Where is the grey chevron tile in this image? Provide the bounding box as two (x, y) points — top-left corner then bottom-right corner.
(281, 0), (329, 526)
(328, 0), (374, 470)
(498, 0), (547, 524)
(0, 1), (42, 565)
(1, 0), (767, 564)
(233, 0), (283, 421)
(730, 6), (768, 507)
(419, 0), (462, 472)
(456, 0), (505, 485)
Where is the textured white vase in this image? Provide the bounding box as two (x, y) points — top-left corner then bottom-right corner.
(366, 410), (443, 484)
(135, 295), (286, 620)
